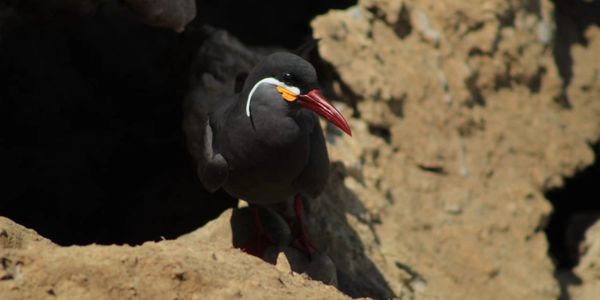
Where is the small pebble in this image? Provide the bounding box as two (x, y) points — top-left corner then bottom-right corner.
(211, 252), (221, 261)
(444, 203), (462, 215)
(275, 252), (292, 273)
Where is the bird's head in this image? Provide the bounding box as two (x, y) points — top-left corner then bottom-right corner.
(243, 52), (351, 136)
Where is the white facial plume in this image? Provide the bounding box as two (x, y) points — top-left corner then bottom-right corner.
(246, 77), (301, 117)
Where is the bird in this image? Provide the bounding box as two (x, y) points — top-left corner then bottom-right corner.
(184, 51), (351, 257)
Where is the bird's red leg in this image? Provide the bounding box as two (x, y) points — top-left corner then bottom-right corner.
(292, 195), (318, 255)
(240, 206), (270, 257)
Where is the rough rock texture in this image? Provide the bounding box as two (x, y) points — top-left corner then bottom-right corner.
(309, 0), (600, 299)
(124, 0), (196, 32)
(0, 217), (348, 300)
(570, 220), (600, 300)
(0, 0), (599, 299)
(0, 217), (52, 250)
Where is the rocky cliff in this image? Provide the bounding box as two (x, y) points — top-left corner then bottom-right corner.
(1, 0), (599, 299)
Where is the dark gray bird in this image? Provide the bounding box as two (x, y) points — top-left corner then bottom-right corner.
(185, 52), (351, 255)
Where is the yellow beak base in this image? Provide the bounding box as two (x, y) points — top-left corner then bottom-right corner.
(276, 86), (298, 102)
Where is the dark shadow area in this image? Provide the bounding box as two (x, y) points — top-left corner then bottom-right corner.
(310, 162), (396, 298)
(540, 3), (600, 299)
(0, 0), (359, 247)
(546, 0), (600, 268)
(195, 0), (357, 49)
(0, 2), (237, 245)
(545, 142), (600, 299)
(552, 0), (600, 107)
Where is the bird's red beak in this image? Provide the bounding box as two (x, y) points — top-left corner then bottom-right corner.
(298, 89), (352, 136)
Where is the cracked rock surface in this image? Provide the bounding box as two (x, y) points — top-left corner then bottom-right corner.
(1, 0), (600, 299)
(310, 0), (600, 299)
(0, 217), (348, 300)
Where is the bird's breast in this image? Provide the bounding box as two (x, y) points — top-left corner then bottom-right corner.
(230, 116), (309, 176)
(219, 114), (311, 203)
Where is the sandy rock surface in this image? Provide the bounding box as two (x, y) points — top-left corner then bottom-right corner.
(310, 0), (600, 299)
(570, 219), (600, 300)
(0, 217), (348, 300)
(1, 0), (599, 299)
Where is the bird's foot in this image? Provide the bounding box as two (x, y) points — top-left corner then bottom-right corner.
(240, 236), (271, 258)
(240, 206), (272, 257)
(291, 195), (318, 255)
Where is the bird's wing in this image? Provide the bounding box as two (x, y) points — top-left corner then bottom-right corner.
(294, 118), (330, 198)
(183, 27), (265, 193)
(183, 107), (229, 193)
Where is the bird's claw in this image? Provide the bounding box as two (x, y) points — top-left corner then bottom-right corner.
(291, 195), (318, 256)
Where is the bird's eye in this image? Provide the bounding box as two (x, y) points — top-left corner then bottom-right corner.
(282, 73), (293, 83)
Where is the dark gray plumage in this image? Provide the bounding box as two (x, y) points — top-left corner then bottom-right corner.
(185, 52), (350, 206)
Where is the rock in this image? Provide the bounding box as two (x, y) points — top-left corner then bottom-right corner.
(124, 0), (196, 32)
(0, 217), (54, 250)
(311, 0), (600, 299)
(570, 220), (600, 300)
(16, 0), (101, 18)
(563, 24), (600, 300)
(0, 219), (348, 299)
(275, 252), (293, 273)
(1, 0), (195, 32)
(184, 207), (339, 288)
(0, 0), (599, 299)
(444, 203), (463, 215)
